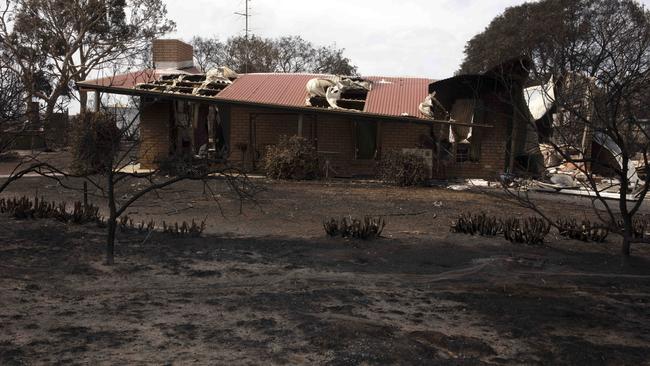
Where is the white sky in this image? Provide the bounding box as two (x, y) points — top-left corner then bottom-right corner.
(164, 0), (650, 79)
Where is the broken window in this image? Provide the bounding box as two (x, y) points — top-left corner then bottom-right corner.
(171, 100), (193, 156)
(167, 100), (228, 160)
(191, 104), (230, 159)
(355, 120), (377, 160)
(194, 104), (210, 154)
(456, 143), (470, 163)
(449, 99), (484, 163)
(215, 105), (230, 158)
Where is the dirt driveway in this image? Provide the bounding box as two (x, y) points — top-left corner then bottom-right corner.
(1, 178), (649, 365)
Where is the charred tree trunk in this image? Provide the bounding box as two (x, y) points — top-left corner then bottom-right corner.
(44, 101), (57, 135)
(621, 214), (632, 259)
(106, 215), (116, 265)
(79, 90), (88, 115)
(621, 234), (631, 257)
(619, 156), (632, 259)
(106, 172), (117, 265)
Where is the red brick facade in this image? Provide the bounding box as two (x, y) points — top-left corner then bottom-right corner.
(152, 39), (194, 69)
(139, 100), (171, 169)
(444, 93), (513, 178)
(226, 101), (513, 178)
(138, 96), (516, 179)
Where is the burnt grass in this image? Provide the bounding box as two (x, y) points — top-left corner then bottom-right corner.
(1, 180), (650, 364)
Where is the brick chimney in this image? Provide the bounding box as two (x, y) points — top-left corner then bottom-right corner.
(152, 39), (194, 70)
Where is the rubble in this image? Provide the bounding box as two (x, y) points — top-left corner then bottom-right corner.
(593, 132), (641, 187)
(135, 67), (235, 97)
(524, 76), (555, 121)
(533, 136), (646, 198)
(446, 179), (492, 191)
(418, 92), (449, 120)
(524, 75), (646, 200)
(207, 66), (238, 80)
(306, 78), (335, 98)
(305, 76), (372, 111)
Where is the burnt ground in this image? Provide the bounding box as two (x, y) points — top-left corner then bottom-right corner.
(1, 177), (650, 365)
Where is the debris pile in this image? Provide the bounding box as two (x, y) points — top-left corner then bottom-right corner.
(533, 137), (646, 197)
(524, 76), (647, 199)
(534, 155), (646, 198)
(135, 66), (237, 97)
(418, 92), (449, 120)
(306, 76), (372, 111)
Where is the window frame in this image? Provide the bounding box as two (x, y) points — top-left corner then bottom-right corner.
(353, 120), (379, 160)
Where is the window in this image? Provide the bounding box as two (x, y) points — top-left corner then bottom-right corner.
(449, 99), (484, 163)
(355, 120), (378, 159)
(456, 143), (470, 163)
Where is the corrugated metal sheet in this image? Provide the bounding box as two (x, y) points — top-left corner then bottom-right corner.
(81, 71), (434, 120)
(216, 73), (433, 119)
(216, 73), (323, 107)
(364, 76), (433, 118)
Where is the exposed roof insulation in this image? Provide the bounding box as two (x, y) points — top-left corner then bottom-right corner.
(80, 67), (202, 89)
(135, 73), (233, 97)
(78, 70), (493, 127)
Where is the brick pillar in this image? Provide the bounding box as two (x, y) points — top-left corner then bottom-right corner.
(152, 39), (194, 70)
(139, 101), (171, 169)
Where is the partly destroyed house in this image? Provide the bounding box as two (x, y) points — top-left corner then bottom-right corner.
(77, 39), (533, 179)
(524, 73), (645, 192)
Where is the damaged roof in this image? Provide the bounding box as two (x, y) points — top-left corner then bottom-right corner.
(79, 58), (533, 124)
(219, 73), (318, 107)
(79, 71), (432, 119)
(364, 77), (432, 118)
(77, 70), (490, 127)
(81, 67), (203, 89)
(215, 73), (433, 118)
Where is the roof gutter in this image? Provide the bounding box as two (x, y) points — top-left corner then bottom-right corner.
(76, 82), (493, 129)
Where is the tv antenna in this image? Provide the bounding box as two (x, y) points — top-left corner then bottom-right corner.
(235, 0), (252, 73)
(234, 0), (251, 39)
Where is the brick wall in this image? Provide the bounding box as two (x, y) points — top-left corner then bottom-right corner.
(443, 93), (511, 179)
(139, 99), (513, 179)
(228, 105), (251, 167)
(152, 39), (194, 69)
(380, 122), (430, 152)
(228, 107), (315, 169)
(315, 114), (357, 176)
(227, 106), (433, 177)
(139, 100), (171, 169)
